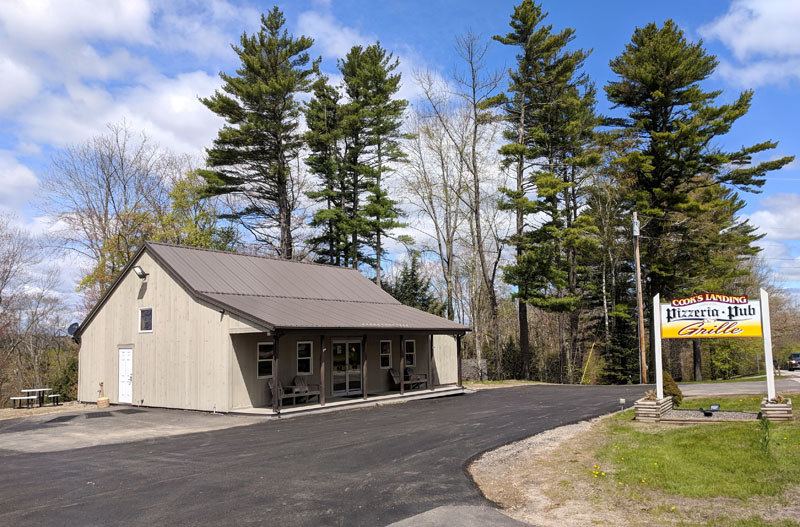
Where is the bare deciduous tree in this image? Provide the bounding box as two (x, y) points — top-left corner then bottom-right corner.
(416, 32), (509, 376)
(39, 121), (184, 300)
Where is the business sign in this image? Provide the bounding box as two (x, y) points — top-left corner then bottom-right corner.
(659, 293), (762, 339)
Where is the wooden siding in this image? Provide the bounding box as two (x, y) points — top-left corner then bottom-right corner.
(78, 252), (235, 412)
(433, 335), (458, 385)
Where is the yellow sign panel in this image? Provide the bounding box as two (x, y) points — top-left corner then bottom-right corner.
(660, 293), (763, 339)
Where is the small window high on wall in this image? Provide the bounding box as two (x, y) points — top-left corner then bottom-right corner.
(139, 308), (153, 333)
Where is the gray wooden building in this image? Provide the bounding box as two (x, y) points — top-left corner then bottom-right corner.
(75, 242), (468, 414)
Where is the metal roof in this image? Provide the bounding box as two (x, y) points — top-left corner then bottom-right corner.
(146, 242), (468, 333)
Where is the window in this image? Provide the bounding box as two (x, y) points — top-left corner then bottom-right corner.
(257, 342), (274, 379)
(404, 340), (416, 367)
(380, 340), (391, 369)
(297, 341), (313, 375)
(139, 308), (153, 333)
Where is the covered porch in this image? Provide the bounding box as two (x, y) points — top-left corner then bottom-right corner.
(228, 328), (466, 415)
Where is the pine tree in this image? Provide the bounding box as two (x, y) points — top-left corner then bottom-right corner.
(382, 253), (444, 316)
(605, 20), (794, 379)
(338, 43), (409, 282)
(200, 7), (318, 259)
(495, 0), (600, 382)
(305, 76), (348, 265)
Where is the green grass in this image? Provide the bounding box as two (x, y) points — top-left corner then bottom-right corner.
(598, 397), (799, 500)
(681, 396), (764, 412)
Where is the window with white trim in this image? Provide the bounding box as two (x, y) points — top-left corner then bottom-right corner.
(404, 340), (416, 367)
(139, 308), (153, 333)
(297, 341), (313, 375)
(380, 340), (391, 369)
(257, 342), (274, 379)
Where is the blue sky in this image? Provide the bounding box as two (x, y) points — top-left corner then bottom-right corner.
(1, 0), (798, 301)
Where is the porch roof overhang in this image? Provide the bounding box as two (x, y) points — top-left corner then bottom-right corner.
(206, 292), (468, 333)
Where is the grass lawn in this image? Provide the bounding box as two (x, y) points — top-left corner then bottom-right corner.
(471, 393), (799, 526)
(588, 395), (799, 524)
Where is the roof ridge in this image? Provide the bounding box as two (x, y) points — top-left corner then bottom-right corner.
(203, 291), (400, 305)
(145, 241), (362, 271)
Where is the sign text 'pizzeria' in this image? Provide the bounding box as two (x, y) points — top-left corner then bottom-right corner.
(660, 293), (763, 339)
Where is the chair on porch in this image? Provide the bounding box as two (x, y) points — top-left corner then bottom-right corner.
(389, 368), (419, 391)
(291, 376), (321, 404)
(405, 367), (428, 390)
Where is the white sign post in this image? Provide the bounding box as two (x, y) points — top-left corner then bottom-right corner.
(761, 288), (776, 400)
(654, 289), (775, 400)
(653, 294), (663, 399)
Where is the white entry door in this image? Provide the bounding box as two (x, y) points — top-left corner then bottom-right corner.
(118, 348), (133, 404)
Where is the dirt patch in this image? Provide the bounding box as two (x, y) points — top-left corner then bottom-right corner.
(469, 414), (800, 526)
(0, 401), (92, 421)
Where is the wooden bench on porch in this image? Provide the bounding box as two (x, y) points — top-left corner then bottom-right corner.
(268, 377), (321, 411)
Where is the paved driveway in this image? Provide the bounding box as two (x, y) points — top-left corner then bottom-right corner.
(0, 384), (645, 527)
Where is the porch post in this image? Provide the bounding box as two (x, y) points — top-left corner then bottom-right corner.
(362, 334), (368, 400)
(320, 334), (326, 406)
(456, 334), (463, 388)
(428, 334), (434, 390)
(272, 334), (281, 414)
(400, 334), (405, 395)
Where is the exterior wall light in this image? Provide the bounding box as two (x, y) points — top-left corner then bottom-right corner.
(133, 265), (149, 279)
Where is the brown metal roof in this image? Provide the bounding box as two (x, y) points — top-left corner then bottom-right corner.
(146, 242), (468, 333)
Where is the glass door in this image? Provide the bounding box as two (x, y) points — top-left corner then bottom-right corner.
(332, 340), (362, 396)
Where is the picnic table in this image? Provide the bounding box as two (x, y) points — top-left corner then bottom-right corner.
(21, 388), (52, 407)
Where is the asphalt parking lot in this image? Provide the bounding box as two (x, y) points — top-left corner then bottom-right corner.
(0, 384), (646, 526)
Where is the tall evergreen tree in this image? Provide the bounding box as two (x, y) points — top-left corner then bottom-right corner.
(200, 7), (318, 259)
(305, 76), (348, 265)
(338, 43), (409, 283)
(605, 20), (794, 378)
(382, 253), (444, 316)
(495, 0), (600, 382)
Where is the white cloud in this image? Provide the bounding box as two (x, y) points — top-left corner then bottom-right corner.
(297, 7), (435, 103)
(747, 194), (800, 241)
(19, 71), (225, 155)
(0, 151), (39, 211)
(298, 10), (373, 60)
(746, 193), (800, 283)
(0, 0), (154, 48)
(0, 57), (41, 111)
(700, 0), (800, 86)
(152, 0), (260, 60)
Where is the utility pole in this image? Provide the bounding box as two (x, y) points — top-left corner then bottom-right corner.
(633, 212), (647, 384)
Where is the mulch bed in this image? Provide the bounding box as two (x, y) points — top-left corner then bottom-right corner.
(661, 408), (761, 423)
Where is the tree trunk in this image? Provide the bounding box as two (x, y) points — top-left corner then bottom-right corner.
(693, 339), (702, 381)
(519, 301), (530, 379)
(374, 143), (382, 286)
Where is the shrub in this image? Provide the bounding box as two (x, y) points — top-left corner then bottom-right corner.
(49, 356), (78, 401)
(663, 370), (683, 407)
